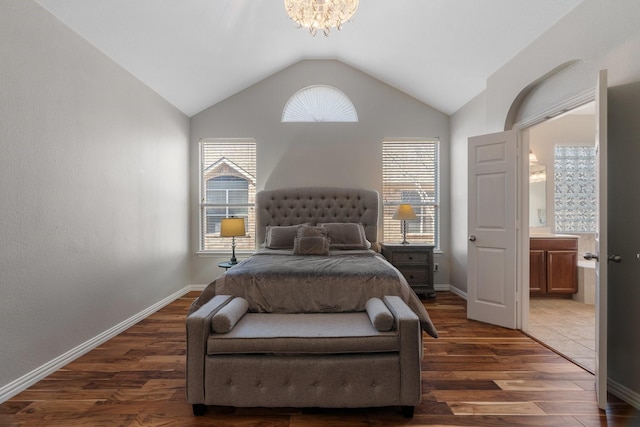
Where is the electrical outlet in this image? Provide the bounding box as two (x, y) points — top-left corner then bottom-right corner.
(434, 263), (439, 272)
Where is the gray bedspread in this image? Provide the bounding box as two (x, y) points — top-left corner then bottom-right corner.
(190, 249), (438, 338)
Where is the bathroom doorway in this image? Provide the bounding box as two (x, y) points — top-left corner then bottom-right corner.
(525, 102), (597, 373)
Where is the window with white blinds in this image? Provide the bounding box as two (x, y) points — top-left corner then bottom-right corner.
(383, 139), (440, 248)
(199, 139), (256, 252)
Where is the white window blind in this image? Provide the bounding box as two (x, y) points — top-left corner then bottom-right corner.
(281, 85), (358, 122)
(383, 139), (440, 248)
(199, 139), (256, 252)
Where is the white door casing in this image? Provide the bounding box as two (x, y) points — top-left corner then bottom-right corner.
(468, 130), (517, 329)
(594, 69), (608, 410)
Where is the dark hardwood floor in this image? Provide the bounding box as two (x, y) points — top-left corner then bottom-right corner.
(1, 291), (638, 426)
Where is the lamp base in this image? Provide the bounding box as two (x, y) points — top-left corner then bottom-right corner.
(400, 220), (410, 245)
(229, 237), (238, 264)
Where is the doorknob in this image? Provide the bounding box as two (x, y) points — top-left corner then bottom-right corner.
(583, 252), (622, 263)
(583, 252), (598, 261)
(469, 235), (476, 242)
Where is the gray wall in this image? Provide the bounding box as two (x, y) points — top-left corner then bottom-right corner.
(449, 91), (487, 293)
(450, 0), (640, 403)
(190, 60), (451, 286)
(608, 82), (640, 397)
(0, 0), (190, 394)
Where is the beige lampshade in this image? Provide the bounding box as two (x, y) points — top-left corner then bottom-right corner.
(392, 204), (417, 220)
(220, 217), (246, 237)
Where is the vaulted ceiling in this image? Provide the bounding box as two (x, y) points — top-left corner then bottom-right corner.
(36, 0), (583, 117)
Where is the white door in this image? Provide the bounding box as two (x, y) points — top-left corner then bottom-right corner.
(593, 69), (608, 409)
(468, 130), (517, 329)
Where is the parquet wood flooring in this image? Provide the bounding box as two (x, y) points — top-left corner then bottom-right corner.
(1, 291), (638, 426)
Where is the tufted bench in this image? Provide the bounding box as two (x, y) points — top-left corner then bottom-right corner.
(186, 295), (422, 418)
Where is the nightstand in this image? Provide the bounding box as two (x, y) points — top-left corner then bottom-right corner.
(218, 261), (236, 271)
(380, 243), (435, 299)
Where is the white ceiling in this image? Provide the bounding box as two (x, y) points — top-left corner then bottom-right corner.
(36, 0), (583, 117)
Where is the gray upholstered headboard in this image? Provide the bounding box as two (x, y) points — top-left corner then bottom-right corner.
(255, 187), (379, 247)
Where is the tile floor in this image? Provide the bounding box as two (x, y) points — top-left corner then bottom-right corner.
(527, 298), (596, 373)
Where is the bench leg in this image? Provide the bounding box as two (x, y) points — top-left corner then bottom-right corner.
(401, 406), (415, 418)
(192, 404), (206, 416)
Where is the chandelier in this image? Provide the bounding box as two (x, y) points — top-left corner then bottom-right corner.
(284, 0), (359, 36)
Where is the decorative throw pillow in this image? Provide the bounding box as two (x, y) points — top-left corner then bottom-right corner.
(297, 225), (328, 238)
(211, 297), (249, 334)
(365, 298), (394, 331)
(293, 236), (331, 256)
(319, 222), (369, 250)
(265, 224), (308, 249)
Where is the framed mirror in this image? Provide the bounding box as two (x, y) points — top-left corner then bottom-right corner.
(529, 164), (546, 227)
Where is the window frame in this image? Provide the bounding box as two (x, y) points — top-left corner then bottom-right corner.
(382, 138), (440, 249)
(198, 138), (256, 253)
(204, 175), (250, 235)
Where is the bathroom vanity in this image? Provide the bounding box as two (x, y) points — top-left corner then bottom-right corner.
(530, 236), (578, 295)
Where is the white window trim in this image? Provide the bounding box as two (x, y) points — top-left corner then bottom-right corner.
(382, 138), (440, 249)
(198, 138), (256, 253)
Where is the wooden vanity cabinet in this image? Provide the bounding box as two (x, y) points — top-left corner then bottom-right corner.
(530, 237), (578, 295)
(529, 249), (546, 293)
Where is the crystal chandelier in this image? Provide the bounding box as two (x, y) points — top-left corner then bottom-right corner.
(284, 0), (359, 36)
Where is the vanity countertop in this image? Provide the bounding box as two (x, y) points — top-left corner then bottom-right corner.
(530, 233), (578, 239)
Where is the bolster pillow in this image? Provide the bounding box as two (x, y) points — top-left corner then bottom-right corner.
(211, 297), (249, 333)
(365, 297), (395, 331)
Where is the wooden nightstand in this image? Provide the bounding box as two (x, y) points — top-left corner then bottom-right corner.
(380, 243), (435, 299)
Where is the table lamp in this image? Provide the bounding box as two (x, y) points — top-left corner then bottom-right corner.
(392, 204), (416, 245)
(220, 217), (246, 264)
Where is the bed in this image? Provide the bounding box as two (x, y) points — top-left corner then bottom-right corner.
(186, 187), (438, 418)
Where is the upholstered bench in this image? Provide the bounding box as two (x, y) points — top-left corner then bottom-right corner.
(186, 295), (422, 418)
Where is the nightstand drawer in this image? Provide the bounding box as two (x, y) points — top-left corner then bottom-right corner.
(391, 251), (429, 264)
(397, 267), (428, 284)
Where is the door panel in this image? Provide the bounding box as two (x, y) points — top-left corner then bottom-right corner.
(468, 130), (517, 329)
(476, 247), (507, 304)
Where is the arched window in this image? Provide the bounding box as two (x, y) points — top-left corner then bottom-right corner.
(282, 85), (358, 122)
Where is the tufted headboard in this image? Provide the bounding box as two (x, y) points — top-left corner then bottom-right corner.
(255, 187), (379, 248)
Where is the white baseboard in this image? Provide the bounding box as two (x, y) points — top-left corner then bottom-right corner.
(433, 283), (450, 292)
(0, 285), (195, 404)
(609, 378), (640, 410)
(446, 284), (468, 300)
